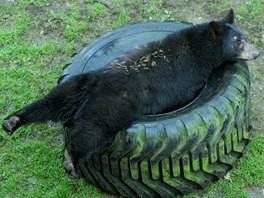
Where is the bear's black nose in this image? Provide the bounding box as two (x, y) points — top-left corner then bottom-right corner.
(253, 50), (261, 59)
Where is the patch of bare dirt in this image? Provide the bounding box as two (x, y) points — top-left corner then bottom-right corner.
(246, 186), (264, 198)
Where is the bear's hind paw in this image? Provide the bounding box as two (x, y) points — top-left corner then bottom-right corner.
(63, 149), (79, 179)
(2, 116), (20, 136)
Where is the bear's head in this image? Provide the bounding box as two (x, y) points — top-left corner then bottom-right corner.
(208, 9), (261, 61)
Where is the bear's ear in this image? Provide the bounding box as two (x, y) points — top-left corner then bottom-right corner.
(223, 9), (234, 24)
(208, 21), (222, 40)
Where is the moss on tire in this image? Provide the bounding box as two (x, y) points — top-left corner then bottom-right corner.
(60, 22), (251, 197)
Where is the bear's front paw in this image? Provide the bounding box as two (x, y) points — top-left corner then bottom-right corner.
(2, 116), (20, 136)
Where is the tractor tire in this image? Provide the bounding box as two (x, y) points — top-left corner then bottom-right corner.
(60, 22), (251, 197)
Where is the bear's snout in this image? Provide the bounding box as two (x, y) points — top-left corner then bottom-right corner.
(239, 42), (261, 60)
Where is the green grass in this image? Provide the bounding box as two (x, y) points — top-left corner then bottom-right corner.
(0, 0), (263, 197)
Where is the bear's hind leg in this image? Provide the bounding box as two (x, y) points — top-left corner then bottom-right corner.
(63, 94), (140, 178)
(2, 74), (90, 136)
(63, 124), (113, 179)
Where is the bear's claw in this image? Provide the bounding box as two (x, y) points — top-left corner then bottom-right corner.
(2, 116), (20, 136)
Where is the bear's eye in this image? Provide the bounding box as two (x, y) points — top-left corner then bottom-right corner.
(235, 37), (243, 48)
(238, 39), (244, 48)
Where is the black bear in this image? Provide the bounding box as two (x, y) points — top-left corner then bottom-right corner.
(2, 9), (260, 178)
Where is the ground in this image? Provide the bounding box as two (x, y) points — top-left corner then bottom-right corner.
(0, 0), (263, 198)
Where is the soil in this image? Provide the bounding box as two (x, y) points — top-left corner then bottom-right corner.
(246, 186), (264, 198)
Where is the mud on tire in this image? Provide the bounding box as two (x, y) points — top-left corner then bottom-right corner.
(61, 22), (251, 197)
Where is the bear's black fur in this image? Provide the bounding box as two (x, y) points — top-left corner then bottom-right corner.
(2, 9), (260, 178)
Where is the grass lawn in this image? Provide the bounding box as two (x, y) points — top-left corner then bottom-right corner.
(0, 0), (263, 197)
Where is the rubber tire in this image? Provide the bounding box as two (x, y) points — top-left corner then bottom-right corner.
(60, 22), (251, 197)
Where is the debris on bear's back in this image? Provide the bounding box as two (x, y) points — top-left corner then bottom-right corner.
(110, 42), (170, 75)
